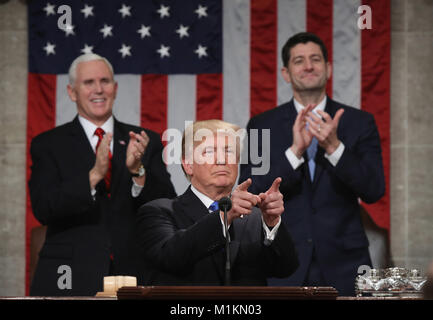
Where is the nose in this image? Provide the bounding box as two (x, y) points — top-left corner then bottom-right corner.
(94, 81), (103, 93)
(215, 148), (226, 165)
(304, 60), (314, 71)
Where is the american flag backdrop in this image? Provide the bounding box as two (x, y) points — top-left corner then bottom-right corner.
(26, 0), (390, 293)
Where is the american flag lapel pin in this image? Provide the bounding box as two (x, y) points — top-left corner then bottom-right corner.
(119, 140), (126, 145)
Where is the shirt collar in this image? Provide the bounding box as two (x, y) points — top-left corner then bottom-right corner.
(293, 96), (327, 116)
(190, 185), (216, 211)
(78, 115), (114, 141)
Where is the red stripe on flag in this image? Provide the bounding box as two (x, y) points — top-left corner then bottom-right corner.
(140, 75), (168, 137)
(307, 0), (333, 98)
(196, 74), (223, 121)
(361, 0), (390, 231)
(250, 0), (277, 117)
(26, 73), (57, 295)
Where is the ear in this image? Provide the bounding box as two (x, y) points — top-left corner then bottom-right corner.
(281, 67), (292, 84)
(113, 81), (118, 100)
(326, 61), (332, 80)
(67, 84), (77, 102)
(181, 157), (193, 177)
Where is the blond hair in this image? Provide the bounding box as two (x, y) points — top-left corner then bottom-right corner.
(181, 119), (242, 180)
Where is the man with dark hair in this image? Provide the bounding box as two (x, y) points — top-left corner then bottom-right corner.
(29, 54), (176, 296)
(240, 32), (385, 296)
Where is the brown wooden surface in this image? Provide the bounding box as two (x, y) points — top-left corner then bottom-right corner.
(116, 286), (338, 300)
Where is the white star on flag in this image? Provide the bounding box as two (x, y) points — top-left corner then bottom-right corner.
(119, 4), (131, 18)
(81, 44), (94, 54)
(195, 5), (208, 18)
(157, 4), (170, 18)
(176, 25), (189, 39)
(64, 24), (75, 37)
(119, 44), (132, 58)
(100, 24), (113, 38)
(43, 42), (55, 55)
(195, 44), (208, 58)
(81, 4), (94, 18)
(137, 25), (151, 39)
(43, 3), (55, 16)
(157, 44), (170, 58)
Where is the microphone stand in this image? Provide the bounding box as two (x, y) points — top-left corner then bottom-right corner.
(218, 197), (232, 286)
(223, 205), (230, 286)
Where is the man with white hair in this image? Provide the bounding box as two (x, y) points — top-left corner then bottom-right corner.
(29, 54), (176, 296)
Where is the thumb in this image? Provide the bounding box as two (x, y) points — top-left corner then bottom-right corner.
(237, 178), (252, 192)
(128, 131), (137, 141)
(267, 177), (282, 193)
(333, 108), (344, 126)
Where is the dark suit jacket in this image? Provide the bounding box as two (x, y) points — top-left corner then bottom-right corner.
(29, 116), (176, 296)
(135, 187), (299, 286)
(239, 97), (385, 296)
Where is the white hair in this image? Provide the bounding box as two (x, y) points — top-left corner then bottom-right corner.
(68, 53), (114, 86)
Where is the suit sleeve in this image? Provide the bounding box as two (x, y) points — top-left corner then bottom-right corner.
(262, 223), (299, 278)
(332, 113), (385, 203)
(29, 136), (97, 225)
(133, 130), (176, 205)
(136, 202), (225, 276)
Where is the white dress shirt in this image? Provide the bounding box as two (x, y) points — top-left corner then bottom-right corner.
(190, 185), (281, 243)
(285, 97), (345, 169)
(78, 115), (143, 197)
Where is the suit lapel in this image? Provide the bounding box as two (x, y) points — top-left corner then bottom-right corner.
(68, 116), (96, 173)
(110, 119), (129, 197)
(178, 187), (210, 223)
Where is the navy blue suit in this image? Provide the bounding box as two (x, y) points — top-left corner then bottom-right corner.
(239, 98), (385, 296)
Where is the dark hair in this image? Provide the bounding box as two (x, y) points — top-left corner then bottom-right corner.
(281, 32), (328, 67)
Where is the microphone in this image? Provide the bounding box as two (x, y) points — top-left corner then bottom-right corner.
(218, 197), (232, 212)
(218, 197), (232, 286)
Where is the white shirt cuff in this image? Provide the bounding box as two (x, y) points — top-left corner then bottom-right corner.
(324, 142), (345, 167)
(261, 216), (282, 245)
(131, 179), (144, 197)
(285, 147), (305, 170)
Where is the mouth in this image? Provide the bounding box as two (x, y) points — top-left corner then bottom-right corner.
(90, 98), (106, 104)
(213, 170), (230, 176)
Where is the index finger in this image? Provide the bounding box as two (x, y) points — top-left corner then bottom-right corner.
(267, 177), (282, 194)
(237, 178), (252, 192)
(316, 109), (332, 123)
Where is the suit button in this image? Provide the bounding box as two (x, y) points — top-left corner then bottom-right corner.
(312, 208), (317, 215)
(307, 238), (313, 244)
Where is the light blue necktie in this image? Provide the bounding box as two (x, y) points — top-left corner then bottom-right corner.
(307, 137), (318, 181)
(209, 201), (219, 212)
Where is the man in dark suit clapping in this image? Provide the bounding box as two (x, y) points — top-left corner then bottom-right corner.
(29, 53), (176, 296)
(239, 32), (385, 296)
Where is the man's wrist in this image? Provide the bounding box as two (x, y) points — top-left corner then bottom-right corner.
(290, 145), (303, 159)
(130, 165), (145, 177)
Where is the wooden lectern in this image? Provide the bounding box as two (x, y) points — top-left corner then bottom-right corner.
(117, 286), (338, 300)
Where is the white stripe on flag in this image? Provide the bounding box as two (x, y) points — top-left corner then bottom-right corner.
(167, 75), (197, 195)
(112, 75), (141, 125)
(277, 0), (306, 106)
(222, 0), (250, 128)
(332, 0), (361, 109)
(56, 74), (76, 126)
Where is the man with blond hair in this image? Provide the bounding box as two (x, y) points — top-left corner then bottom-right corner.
(136, 119), (298, 285)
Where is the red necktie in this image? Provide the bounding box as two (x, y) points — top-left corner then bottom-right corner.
(94, 128), (112, 192)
